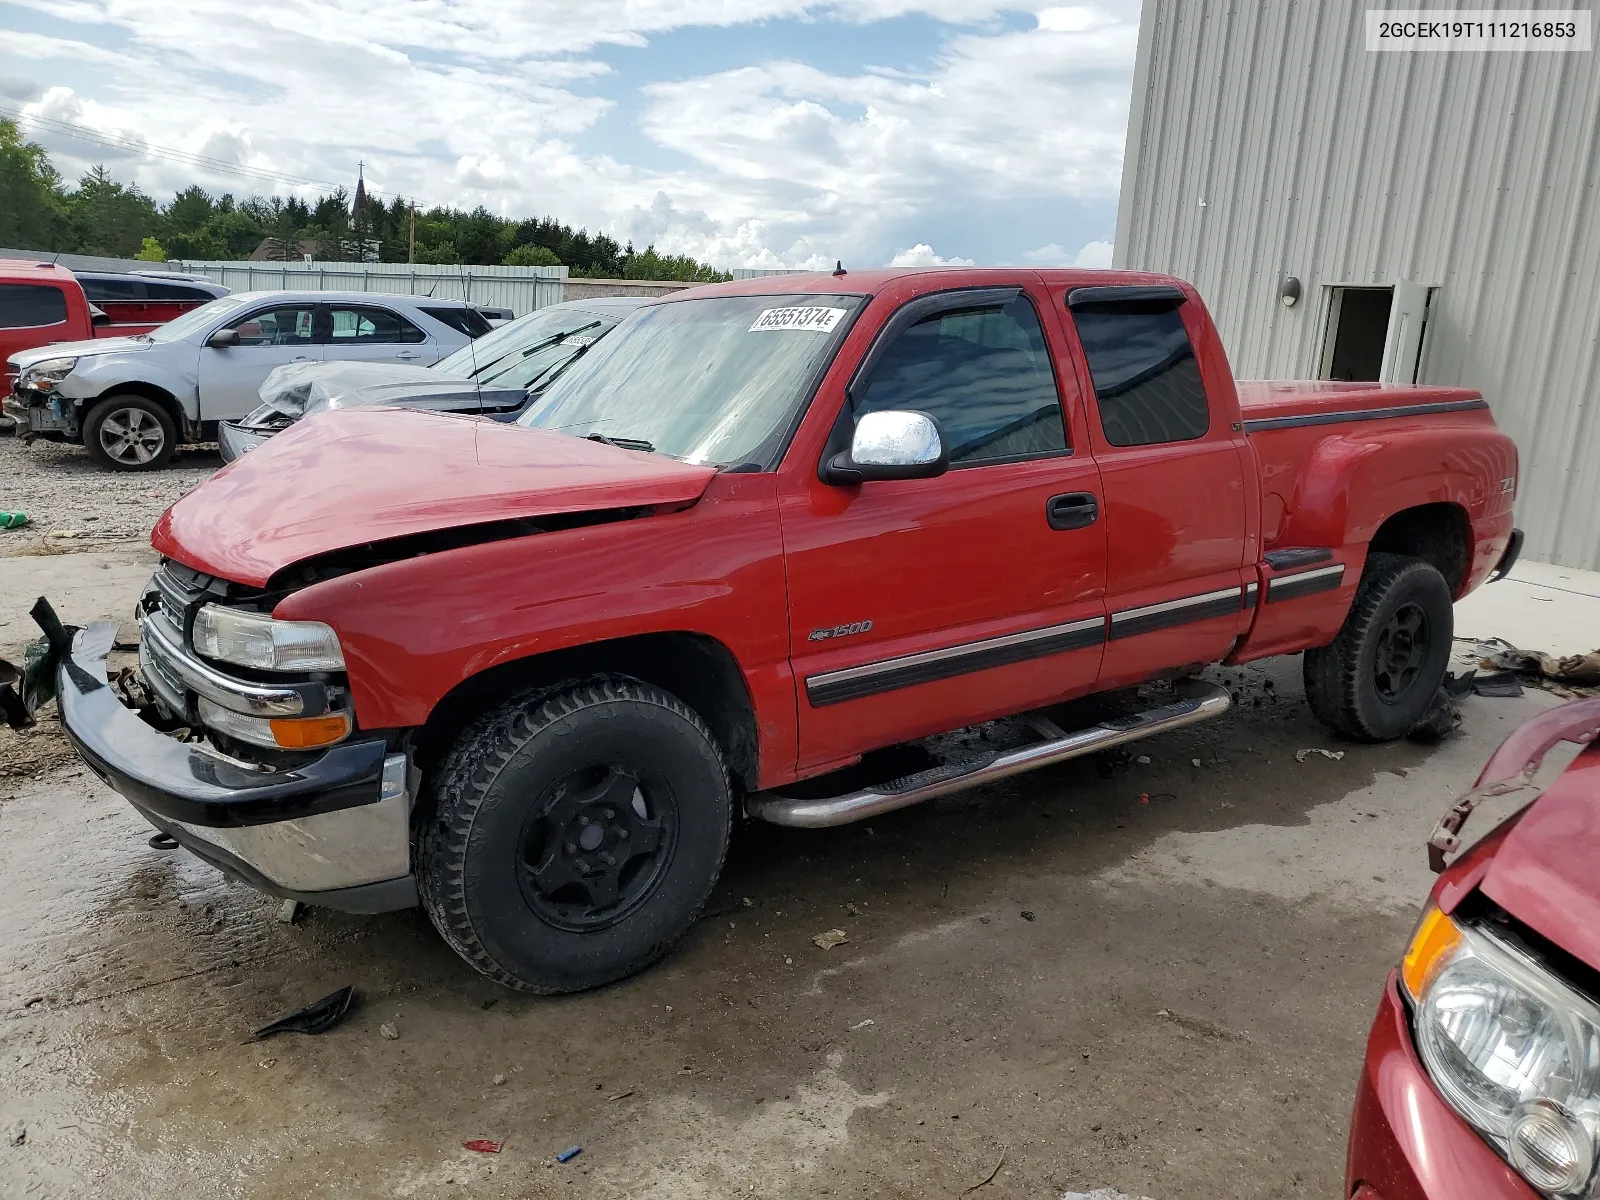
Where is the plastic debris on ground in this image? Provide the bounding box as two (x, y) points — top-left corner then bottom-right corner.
(1062, 1191), (1156, 1200)
(812, 928), (849, 950)
(1295, 748), (1345, 763)
(463, 1139), (503, 1154)
(247, 986), (355, 1042)
(0, 511), (26, 530)
(1478, 639), (1600, 695)
(379, 1022), (399, 1040)
(850, 1019), (876, 1031)
(1471, 669), (1524, 698)
(1407, 671), (1476, 744)
(556, 1145), (582, 1163)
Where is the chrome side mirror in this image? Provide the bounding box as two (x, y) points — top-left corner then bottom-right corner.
(824, 410), (948, 485)
(207, 328), (240, 348)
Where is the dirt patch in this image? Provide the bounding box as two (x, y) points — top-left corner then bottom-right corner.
(0, 435), (219, 554)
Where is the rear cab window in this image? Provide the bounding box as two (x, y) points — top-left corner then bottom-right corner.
(1068, 293), (1209, 446)
(853, 292), (1068, 466)
(0, 283), (70, 330)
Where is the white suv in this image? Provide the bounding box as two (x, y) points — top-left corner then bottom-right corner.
(5, 290), (491, 470)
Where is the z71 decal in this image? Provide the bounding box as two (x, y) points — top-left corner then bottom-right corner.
(808, 620), (873, 642)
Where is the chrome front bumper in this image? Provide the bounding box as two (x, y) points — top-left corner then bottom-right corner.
(55, 587), (418, 912)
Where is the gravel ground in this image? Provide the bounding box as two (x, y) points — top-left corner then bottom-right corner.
(0, 433), (221, 554)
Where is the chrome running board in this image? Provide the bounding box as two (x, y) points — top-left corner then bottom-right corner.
(747, 683), (1232, 829)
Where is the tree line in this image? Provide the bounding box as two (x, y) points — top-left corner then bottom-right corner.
(0, 118), (730, 282)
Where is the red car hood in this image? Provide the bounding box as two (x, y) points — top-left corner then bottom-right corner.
(152, 409), (717, 586)
(1481, 742), (1600, 971)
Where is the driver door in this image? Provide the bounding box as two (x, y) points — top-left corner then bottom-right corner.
(779, 286), (1108, 773)
(196, 302), (321, 420)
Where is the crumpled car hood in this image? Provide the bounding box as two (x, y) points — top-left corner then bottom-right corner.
(152, 407), (717, 586)
(248, 360), (523, 425)
(1481, 742), (1600, 972)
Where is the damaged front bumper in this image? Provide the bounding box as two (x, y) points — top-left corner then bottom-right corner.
(4, 386), (78, 440)
(56, 619), (419, 913)
(216, 418), (278, 463)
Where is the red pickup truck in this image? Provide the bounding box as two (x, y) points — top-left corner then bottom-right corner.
(0, 260), (102, 390)
(39, 268), (1521, 994)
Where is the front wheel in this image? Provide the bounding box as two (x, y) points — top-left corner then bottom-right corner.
(83, 395), (177, 471)
(418, 677), (732, 994)
(1304, 552), (1454, 741)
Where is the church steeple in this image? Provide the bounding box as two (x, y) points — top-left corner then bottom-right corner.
(353, 160), (367, 217)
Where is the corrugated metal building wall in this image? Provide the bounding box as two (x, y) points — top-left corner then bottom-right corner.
(1114, 0), (1600, 569)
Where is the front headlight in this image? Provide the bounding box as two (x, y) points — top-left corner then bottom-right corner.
(1406, 909), (1600, 1197)
(192, 605), (345, 672)
(20, 356), (77, 391)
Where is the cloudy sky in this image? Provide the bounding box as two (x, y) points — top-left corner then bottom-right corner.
(0, 1), (1139, 270)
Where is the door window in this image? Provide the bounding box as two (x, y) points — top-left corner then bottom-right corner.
(0, 283), (69, 329)
(226, 306), (316, 347)
(1073, 306), (1209, 446)
(853, 295), (1067, 466)
(326, 306), (426, 344)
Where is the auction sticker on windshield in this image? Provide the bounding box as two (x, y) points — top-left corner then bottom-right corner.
(748, 307), (848, 333)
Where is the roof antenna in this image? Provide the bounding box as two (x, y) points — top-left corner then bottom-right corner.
(832, 260), (846, 277)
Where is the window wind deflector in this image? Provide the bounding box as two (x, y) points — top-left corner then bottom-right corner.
(847, 286), (1023, 401)
(1065, 284), (1186, 312)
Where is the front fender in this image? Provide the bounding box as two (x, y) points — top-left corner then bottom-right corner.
(61, 353), (201, 420)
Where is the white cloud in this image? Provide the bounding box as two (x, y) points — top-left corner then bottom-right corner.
(1023, 238), (1114, 267)
(1073, 238), (1115, 267)
(888, 243), (976, 267)
(0, 0), (1141, 269)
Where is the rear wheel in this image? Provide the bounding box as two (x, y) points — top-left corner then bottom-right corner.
(83, 395), (177, 471)
(419, 677), (732, 994)
(1304, 552), (1454, 741)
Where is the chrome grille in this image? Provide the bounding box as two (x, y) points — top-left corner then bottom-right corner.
(139, 632), (188, 716)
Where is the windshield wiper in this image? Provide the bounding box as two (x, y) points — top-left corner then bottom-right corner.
(586, 432), (655, 453)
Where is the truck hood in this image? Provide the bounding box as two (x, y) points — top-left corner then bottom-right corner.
(1480, 743), (1600, 972)
(152, 407), (718, 586)
(9, 335), (151, 367)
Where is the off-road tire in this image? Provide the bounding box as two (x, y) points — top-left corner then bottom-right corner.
(83, 395), (177, 471)
(418, 677), (732, 994)
(1304, 553), (1454, 741)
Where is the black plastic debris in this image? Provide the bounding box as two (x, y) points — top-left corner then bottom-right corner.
(247, 986), (355, 1042)
(1408, 672), (1475, 743)
(148, 833), (179, 850)
(1472, 670), (1524, 698)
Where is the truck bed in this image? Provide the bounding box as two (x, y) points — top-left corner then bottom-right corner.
(1236, 380), (1488, 431)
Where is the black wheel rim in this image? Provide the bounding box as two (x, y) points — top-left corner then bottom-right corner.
(1374, 601), (1431, 703)
(516, 762), (677, 932)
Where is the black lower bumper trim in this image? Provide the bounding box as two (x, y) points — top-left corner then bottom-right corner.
(1491, 529), (1524, 582)
(58, 621), (389, 829)
(140, 808), (417, 913)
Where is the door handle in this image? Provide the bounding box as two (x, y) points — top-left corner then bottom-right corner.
(396, 350), (422, 359)
(1046, 492), (1099, 530)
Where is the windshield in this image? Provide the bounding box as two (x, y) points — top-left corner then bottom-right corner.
(433, 305), (627, 391)
(517, 294), (863, 467)
(148, 294), (250, 343)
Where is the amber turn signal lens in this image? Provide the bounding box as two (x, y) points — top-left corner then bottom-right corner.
(269, 712), (352, 749)
(1402, 905), (1463, 1000)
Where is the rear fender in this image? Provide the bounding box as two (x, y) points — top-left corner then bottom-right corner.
(1280, 426), (1509, 550)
